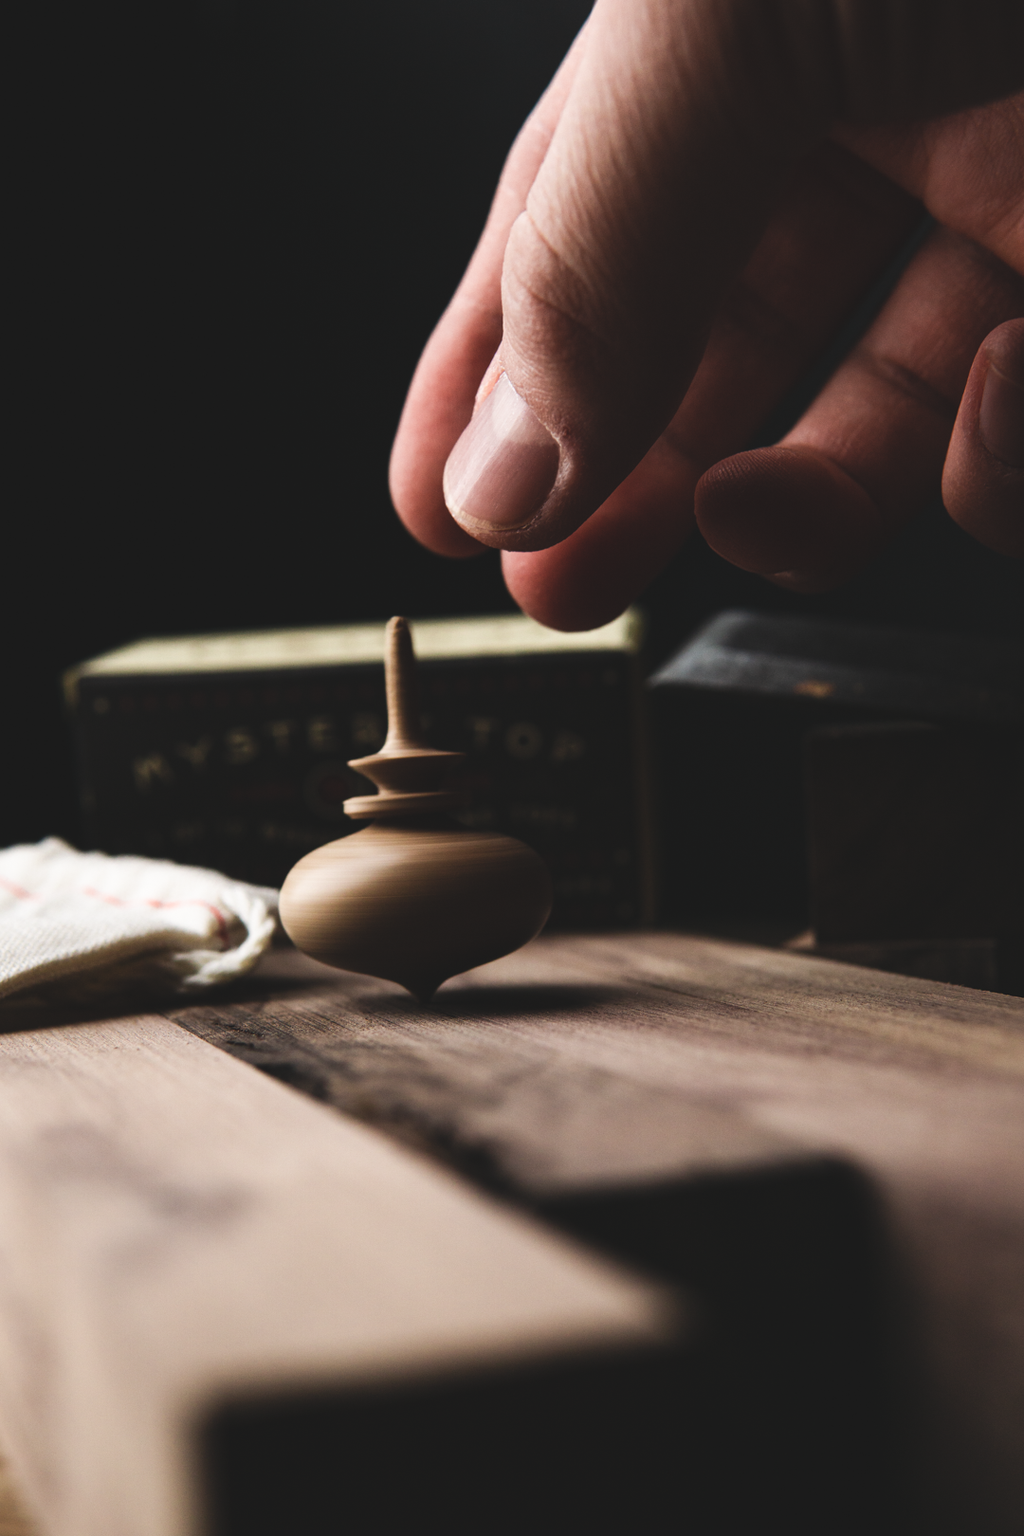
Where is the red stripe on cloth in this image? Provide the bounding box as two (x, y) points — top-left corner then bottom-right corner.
(80, 887), (232, 950)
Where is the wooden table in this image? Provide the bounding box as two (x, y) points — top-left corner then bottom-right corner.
(1, 932), (1022, 1535)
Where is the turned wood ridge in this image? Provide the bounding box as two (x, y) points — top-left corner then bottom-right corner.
(279, 617), (553, 1001)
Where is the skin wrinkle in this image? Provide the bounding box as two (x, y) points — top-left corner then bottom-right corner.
(931, 226), (1024, 292)
(765, 229), (1024, 552)
(503, 213), (710, 444)
(524, 108), (641, 300)
(852, 348), (962, 426)
(845, 104), (1024, 264)
(524, 150), (687, 334)
(659, 161), (923, 469)
(527, 6), (815, 312)
(385, 23), (592, 561)
(508, 214), (618, 358)
(508, 185), (774, 426)
(809, 452), (878, 512)
(448, 26), (592, 318)
(967, 187), (1024, 263)
(464, 5), (861, 557)
(593, 11), (717, 195)
(392, 0), (1024, 617)
(813, 230), (1024, 405)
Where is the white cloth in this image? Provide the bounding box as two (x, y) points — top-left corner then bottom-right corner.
(0, 839), (278, 1006)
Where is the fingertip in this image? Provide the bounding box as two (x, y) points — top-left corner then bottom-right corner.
(943, 319), (1024, 559)
(387, 294), (505, 560)
(694, 446), (887, 590)
(501, 548), (593, 630)
(387, 372), (493, 561)
(412, 516), (490, 561)
(501, 438), (698, 630)
(502, 540), (657, 631)
(388, 461), (488, 560)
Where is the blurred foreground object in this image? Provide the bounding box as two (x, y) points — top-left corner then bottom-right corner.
(65, 610), (651, 928)
(280, 619), (552, 1001)
(0, 1002), (672, 1536)
(3, 930), (1024, 1531)
(0, 839), (277, 1006)
(650, 611), (1024, 988)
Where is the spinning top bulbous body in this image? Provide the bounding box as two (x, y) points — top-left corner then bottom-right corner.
(279, 618), (552, 1001)
(280, 818), (551, 1002)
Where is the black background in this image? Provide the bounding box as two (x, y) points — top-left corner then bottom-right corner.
(9, 0), (1023, 853)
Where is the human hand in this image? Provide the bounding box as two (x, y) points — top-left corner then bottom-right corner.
(388, 0), (1024, 630)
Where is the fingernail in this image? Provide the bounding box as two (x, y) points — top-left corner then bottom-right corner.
(443, 372), (559, 531)
(979, 362), (1024, 468)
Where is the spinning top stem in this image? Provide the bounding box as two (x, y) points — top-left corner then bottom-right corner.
(344, 617), (465, 820)
(279, 616), (553, 1001)
(382, 617), (423, 752)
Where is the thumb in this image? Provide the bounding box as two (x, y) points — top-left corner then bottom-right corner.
(441, 0), (1024, 555)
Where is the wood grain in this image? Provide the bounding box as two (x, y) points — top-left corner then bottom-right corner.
(170, 932), (1024, 1535)
(0, 1009), (670, 1536)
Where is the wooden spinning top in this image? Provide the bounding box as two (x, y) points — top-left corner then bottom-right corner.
(279, 617), (553, 1001)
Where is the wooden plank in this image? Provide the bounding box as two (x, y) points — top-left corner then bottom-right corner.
(169, 933), (1024, 1536)
(0, 1011), (672, 1536)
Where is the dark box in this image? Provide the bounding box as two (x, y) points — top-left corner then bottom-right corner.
(648, 610), (1024, 943)
(65, 612), (653, 929)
